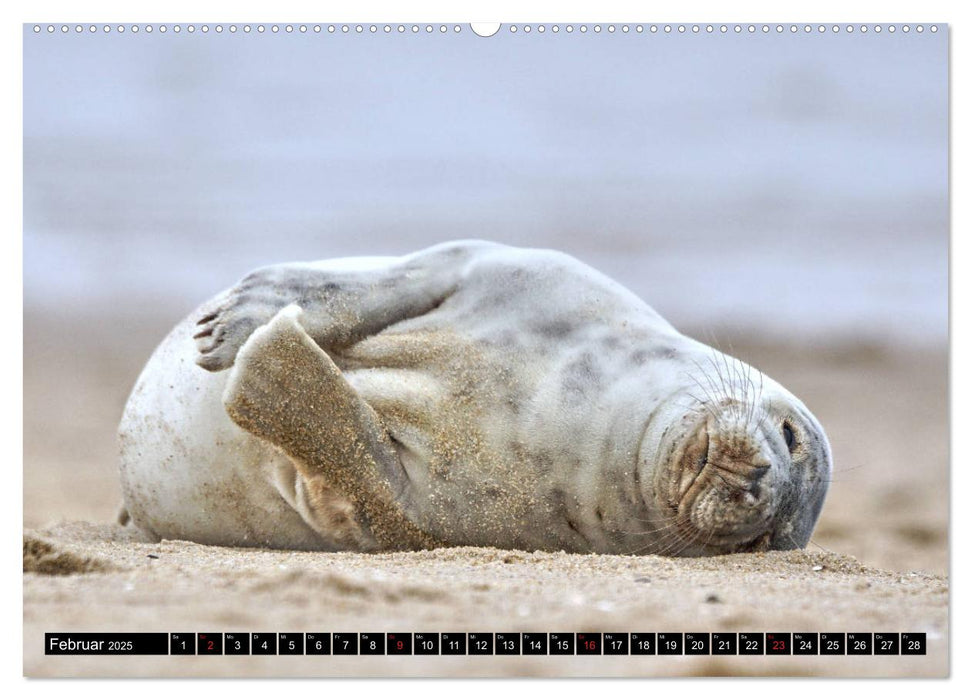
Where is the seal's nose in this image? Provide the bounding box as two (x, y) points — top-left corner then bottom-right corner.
(750, 464), (769, 483)
(747, 464), (770, 499)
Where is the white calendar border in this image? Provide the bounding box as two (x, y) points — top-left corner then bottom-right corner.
(5, 0), (962, 696)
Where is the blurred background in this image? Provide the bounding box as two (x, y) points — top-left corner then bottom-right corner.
(23, 24), (948, 573)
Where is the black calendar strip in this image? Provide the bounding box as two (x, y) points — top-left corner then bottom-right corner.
(45, 632), (928, 656)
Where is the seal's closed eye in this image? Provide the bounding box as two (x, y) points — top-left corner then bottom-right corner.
(783, 422), (796, 452)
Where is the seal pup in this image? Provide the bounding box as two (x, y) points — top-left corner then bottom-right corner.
(118, 240), (831, 555)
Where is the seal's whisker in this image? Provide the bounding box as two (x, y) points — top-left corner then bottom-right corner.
(705, 464), (751, 494)
(644, 529), (688, 557)
(702, 329), (759, 426)
(696, 367), (729, 409)
(664, 523), (706, 558)
(684, 382), (716, 409)
(747, 367), (766, 433)
(629, 530), (686, 556)
(701, 353), (723, 399)
(706, 354), (743, 428)
(753, 396), (773, 437)
(738, 357), (753, 427)
(732, 353), (752, 410)
(622, 512), (694, 532)
(656, 536), (690, 558)
(618, 511), (692, 530)
(622, 513), (698, 555)
(772, 527), (802, 552)
(666, 519), (706, 557)
(685, 364), (717, 402)
(708, 353), (732, 405)
(698, 510), (719, 555)
(683, 391), (719, 421)
(688, 360), (726, 408)
(688, 358), (718, 402)
(629, 506), (694, 523)
(743, 361), (758, 429)
(807, 537), (837, 555)
(665, 511), (709, 557)
(830, 462), (868, 475)
(726, 350), (744, 421)
(618, 522), (685, 537)
(722, 344), (742, 398)
(686, 516), (716, 556)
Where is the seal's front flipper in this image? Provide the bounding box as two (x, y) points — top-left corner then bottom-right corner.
(195, 241), (499, 372)
(222, 305), (437, 551)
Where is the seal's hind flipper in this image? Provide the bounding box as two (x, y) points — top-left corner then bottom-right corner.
(222, 305), (437, 551)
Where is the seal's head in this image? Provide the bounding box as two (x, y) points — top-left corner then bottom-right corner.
(638, 353), (831, 556)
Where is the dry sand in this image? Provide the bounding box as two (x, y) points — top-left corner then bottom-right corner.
(22, 310), (949, 677)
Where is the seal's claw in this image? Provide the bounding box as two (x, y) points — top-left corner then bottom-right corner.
(193, 268), (300, 373)
(195, 351), (228, 373)
(195, 308), (273, 371)
(193, 308), (235, 371)
(196, 319), (243, 364)
(192, 309), (224, 361)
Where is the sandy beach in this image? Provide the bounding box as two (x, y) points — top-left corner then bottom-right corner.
(22, 310), (949, 677)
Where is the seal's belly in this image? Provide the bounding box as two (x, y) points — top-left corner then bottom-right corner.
(340, 331), (578, 550)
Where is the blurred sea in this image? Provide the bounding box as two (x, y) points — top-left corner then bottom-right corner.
(23, 25), (948, 346)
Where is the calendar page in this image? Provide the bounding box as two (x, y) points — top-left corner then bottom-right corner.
(23, 20), (948, 677)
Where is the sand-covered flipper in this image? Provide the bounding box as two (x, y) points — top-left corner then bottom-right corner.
(222, 305), (438, 551)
